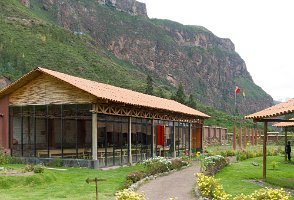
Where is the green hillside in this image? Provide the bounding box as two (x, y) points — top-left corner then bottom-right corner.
(0, 0), (259, 130)
(0, 0), (152, 91)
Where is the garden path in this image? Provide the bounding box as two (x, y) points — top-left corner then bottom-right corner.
(137, 161), (200, 200)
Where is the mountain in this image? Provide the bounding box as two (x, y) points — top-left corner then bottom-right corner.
(0, 0), (273, 115)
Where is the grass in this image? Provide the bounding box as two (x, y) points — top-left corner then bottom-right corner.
(215, 156), (294, 199)
(0, 163), (145, 200)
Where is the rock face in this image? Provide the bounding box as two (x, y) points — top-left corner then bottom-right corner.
(31, 0), (273, 114)
(20, 0), (30, 7)
(97, 0), (147, 17)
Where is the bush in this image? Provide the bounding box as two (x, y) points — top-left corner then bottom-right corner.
(236, 150), (247, 161)
(196, 173), (230, 200)
(232, 193), (251, 200)
(250, 188), (290, 200)
(126, 171), (146, 184)
(115, 189), (146, 200)
(23, 164), (34, 172)
(201, 155), (228, 175)
(170, 158), (189, 170)
(0, 147), (10, 164)
(47, 157), (62, 167)
(196, 174), (291, 200)
(142, 157), (171, 175)
(33, 164), (45, 173)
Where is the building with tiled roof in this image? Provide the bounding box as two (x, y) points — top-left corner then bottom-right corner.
(0, 67), (209, 168)
(245, 98), (294, 179)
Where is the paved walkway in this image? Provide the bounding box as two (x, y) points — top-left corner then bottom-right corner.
(137, 161), (200, 200)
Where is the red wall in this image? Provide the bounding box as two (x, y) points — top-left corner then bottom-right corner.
(0, 95), (9, 150)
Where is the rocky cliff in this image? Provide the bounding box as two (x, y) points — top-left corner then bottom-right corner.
(4, 0), (273, 115)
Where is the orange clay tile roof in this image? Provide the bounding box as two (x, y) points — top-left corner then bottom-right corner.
(273, 118), (294, 127)
(245, 98), (294, 119)
(0, 67), (209, 119)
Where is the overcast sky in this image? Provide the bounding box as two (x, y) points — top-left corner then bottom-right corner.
(138, 0), (294, 102)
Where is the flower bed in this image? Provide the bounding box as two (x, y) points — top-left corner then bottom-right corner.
(115, 189), (146, 200)
(200, 155), (229, 175)
(195, 173), (291, 200)
(124, 157), (190, 191)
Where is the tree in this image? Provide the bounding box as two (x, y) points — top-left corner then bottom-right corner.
(187, 94), (197, 108)
(145, 75), (154, 95)
(173, 83), (186, 104)
(157, 87), (165, 98)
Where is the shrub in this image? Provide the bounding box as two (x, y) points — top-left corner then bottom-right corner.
(250, 188), (290, 200)
(170, 158), (189, 170)
(33, 164), (45, 173)
(196, 174), (291, 200)
(47, 157), (62, 167)
(0, 147), (10, 164)
(23, 164), (34, 172)
(195, 173), (230, 200)
(233, 193), (251, 200)
(115, 189), (146, 200)
(142, 157), (171, 175)
(201, 155), (228, 175)
(271, 161), (278, 170)
(126, 171), (146, 184)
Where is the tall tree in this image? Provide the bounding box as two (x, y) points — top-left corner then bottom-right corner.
(173, 83), (186, 104)
(145, 75), (154, 95)
(187, 94), (197, 108)
(157, 87), (166, 98)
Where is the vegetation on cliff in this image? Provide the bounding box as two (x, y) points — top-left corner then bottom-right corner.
(0, 0), (271, 130)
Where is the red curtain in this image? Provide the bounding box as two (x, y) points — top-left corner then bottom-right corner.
(157, 125), (164, 146)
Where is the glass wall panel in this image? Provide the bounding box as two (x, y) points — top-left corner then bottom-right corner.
(63, 105), (78, 159)
(22, 106), (34, 157)
(131, 118), (138, 163)
(47, 105), (62, 158)
(35, 105), (47, 158)
(164, 123), (173, 158)
(11, 107), (22, 157)
(145, 120), (152, 159)
(77, 104), (91, 158)
(121, 120), (128, 165)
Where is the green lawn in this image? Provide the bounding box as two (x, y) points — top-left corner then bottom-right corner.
(0, 164), (145, 200)
(215, 156), (294, 199)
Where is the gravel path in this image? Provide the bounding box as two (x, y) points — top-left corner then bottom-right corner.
(137, 161), (200, 200)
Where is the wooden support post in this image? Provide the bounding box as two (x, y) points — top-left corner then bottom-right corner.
(92, 104), (98, 166)
(238, 127), (242, 149)
(243, 127), (247, 149)
(208, 126), (211, 144)
(285, 127), (288, 161)
(233, 126), (236, 150)
(189, 123), (192, 156)
(247, 128), (250, 145)
(151, 119), (154, 158)
(252, 128), (255, 146)
(263, 122), (268, 180)
(173, 121), (176, 158)
(255, 129), (258, 145)
(219, 128), (222, 144)
(128, 116), (132, 164)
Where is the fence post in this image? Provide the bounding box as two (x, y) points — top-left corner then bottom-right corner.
(238, 127), (242, 149)
(233, 126), (236, 150)
(243, 127), (247, 148)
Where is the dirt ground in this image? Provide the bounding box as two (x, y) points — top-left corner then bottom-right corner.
(137, 161), (200, 200)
